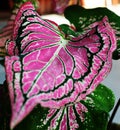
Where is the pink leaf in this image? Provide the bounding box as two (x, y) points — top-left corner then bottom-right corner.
(5, 2), (116, 129)
(43, 102), (87, 130)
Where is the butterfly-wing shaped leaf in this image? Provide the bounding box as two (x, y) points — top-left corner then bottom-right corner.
(5, 2), (116, 129)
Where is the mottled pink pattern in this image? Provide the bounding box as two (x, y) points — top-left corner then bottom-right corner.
(5, 2), (116, 129)
(43, 102), (87, 130)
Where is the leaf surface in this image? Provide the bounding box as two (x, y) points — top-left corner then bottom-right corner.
(64, 5), (120, 59)
(14, 84), (115, 130)
(5, 2), (116, 129)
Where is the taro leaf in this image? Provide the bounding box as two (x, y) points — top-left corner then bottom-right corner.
(13, 84), (115, 130)
(64, 5), (120, 59)
(5, 2), (116, 129)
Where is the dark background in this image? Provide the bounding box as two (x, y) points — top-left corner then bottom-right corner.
(0, 0), (10, 11)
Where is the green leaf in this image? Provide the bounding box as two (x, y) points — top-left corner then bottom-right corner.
(13, 105), (49, 130)
(87, 84), (115, 112)
(59, 24), (80, 37)
(80, 84), (115, 130)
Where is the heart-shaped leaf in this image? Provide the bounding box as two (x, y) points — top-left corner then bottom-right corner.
(5, 2), (116, 129)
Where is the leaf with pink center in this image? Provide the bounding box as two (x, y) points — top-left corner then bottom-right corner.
(5, 2), (116, 129)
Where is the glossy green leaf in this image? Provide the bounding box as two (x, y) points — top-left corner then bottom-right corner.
(80, 84), (115, 130)
(85, 84), (115, 112)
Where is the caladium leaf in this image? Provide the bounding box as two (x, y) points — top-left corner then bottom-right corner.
(13, 84), (115, 130)
(5, 2), (116, 129)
